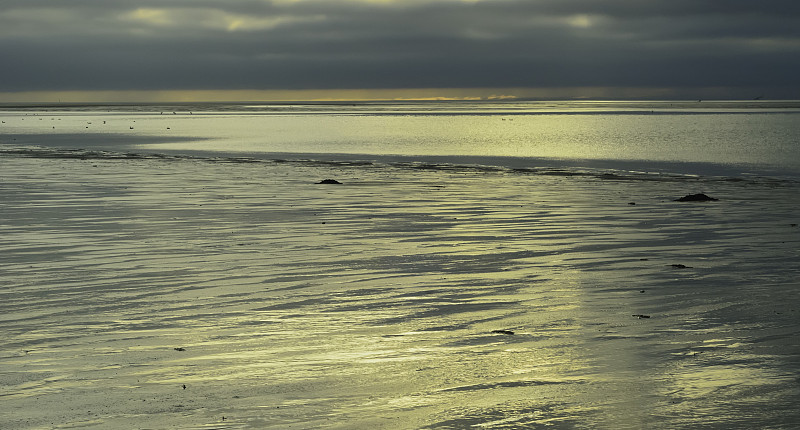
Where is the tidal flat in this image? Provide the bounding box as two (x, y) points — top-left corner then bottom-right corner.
(2, 103), (800, 428)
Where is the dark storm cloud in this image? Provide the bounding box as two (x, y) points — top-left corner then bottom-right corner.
(1, 0), (799, 96)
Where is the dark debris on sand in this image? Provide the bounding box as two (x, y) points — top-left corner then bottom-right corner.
(675, 193), (718, 202)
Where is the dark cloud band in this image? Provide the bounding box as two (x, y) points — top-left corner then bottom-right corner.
(1, 0), (798, 97)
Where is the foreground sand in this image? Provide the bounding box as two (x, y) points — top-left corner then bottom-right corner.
(2, 149), (799, 429)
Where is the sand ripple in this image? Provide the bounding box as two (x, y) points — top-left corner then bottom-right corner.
(1, 152), (799, 428)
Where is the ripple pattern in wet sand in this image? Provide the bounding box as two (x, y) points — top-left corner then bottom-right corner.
(2, 154), (799, 428)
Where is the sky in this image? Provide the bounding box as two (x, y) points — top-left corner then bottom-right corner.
(1, 0), (799, 102)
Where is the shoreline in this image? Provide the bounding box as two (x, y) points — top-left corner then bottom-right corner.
(4, 138), (800, 183)
(3, 104), (800, 178)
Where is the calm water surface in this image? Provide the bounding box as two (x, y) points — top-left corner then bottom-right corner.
(3, 100), (800, 176)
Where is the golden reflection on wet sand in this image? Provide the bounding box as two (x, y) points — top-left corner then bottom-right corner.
(1, 133), (800, 428)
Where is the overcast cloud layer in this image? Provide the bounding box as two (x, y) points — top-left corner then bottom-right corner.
(1, 0), (799, 98)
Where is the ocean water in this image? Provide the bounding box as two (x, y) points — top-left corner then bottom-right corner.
(3, 100), (800, 177)
(2, 101), (800, 429)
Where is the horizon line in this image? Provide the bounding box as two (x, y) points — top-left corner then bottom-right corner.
(0, 86), (789, 104)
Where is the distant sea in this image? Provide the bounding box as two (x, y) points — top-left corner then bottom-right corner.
(3, 99), (800, 180)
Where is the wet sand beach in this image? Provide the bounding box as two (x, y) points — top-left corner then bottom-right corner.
(2, 104), (800, 428)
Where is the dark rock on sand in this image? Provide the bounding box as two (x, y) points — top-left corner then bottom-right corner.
(675, 193), (718, 202)
(491, 329), (515, 335)
(317, 179), (342, 184)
